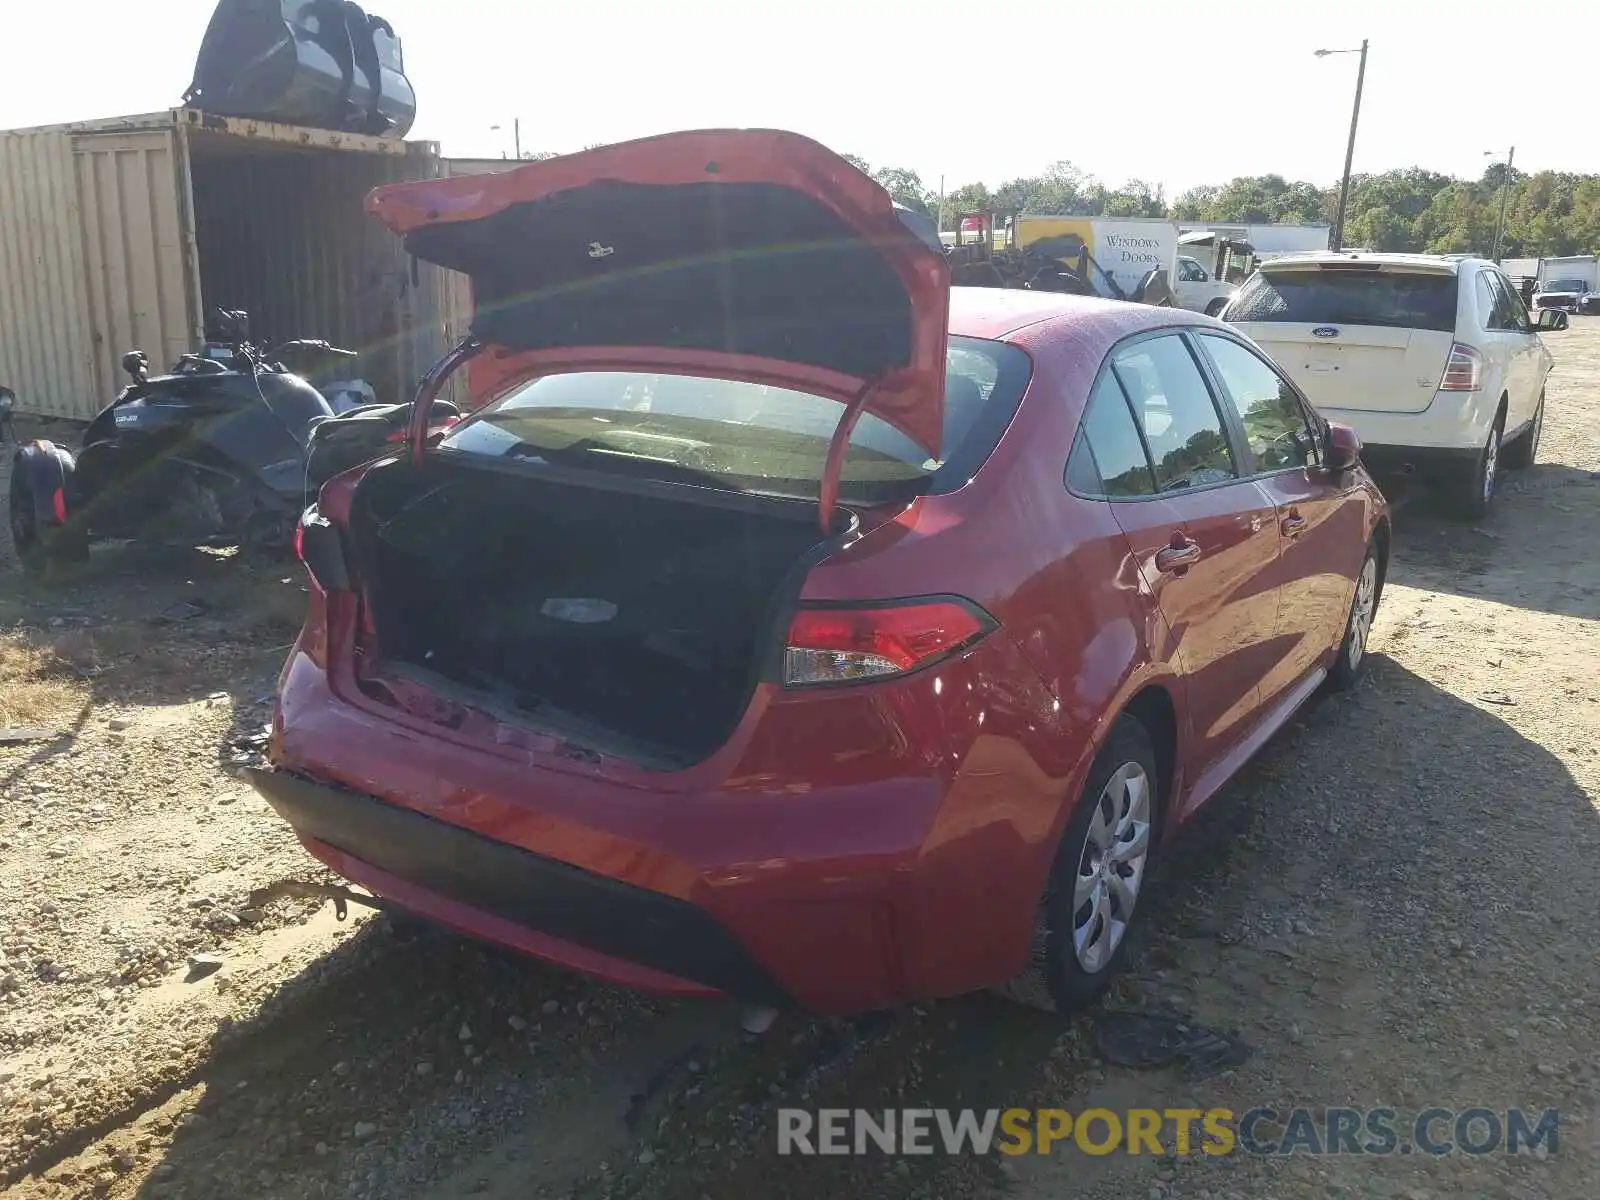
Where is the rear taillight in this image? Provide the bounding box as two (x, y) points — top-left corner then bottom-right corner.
(783, 598), (996, 686)
(1438, 343), (1483, 392)
(296, 506), (351, 592)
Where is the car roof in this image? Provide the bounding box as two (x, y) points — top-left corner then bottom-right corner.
(1258, 250), (1475, 274)
(947, 287), (1209, 345)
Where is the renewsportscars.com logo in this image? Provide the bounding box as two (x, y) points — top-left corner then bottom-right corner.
(777, 1107), (1562, 1158)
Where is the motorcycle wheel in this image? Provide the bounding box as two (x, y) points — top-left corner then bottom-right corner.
(8, 470), (86, 575)
(9, 470), (45, 574)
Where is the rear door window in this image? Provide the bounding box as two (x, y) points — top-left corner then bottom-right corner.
(1498, 274), (1533, 331)
(1230, 267), (1459, 331)
(439, 336), (1032, 502)
(1484, 271), (1529, 333)
(1196, 334), (1320, 473)
(1475, 274), (1500, 330)
(1110, 335), (1237, 492)
(1070, 373), (1157, 497)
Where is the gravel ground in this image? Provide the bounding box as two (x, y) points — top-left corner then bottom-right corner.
(2, 321), (1597, 1200)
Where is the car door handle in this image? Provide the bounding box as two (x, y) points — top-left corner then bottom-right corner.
(1281, 514), (1307, 537)
(1155, 540), (1202, 573)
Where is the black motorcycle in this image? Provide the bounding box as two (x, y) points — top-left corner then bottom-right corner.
(9, 309), (457, 573)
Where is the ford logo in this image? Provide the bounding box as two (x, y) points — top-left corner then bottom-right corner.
(1312, 326), (1340, 339)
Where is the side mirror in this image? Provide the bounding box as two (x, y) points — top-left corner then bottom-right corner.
(121, 351), (149, 383)
(1324, 420), (1362, 472)
(1535, 308), (1568, 332)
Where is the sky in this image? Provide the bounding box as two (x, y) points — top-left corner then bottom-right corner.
(4, 1), (1593, 199)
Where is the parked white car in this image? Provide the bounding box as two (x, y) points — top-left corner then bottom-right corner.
(1224, 252), (1563, 519)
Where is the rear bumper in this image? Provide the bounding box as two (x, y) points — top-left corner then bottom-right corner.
(250, 767), (790, 1003)
(1321, 391), (1494, 456)
(259, 632), (1079, 1014)
(1355, 443), (1480, 480)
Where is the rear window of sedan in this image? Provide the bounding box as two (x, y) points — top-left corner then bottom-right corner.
(438, 336), (1033, 503)
(1229, 267), (1458, 332)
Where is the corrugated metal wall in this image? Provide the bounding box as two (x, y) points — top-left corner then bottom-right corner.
(74, 131), (196, 405)
(0, 127), (99, 419)
(0, 110), (451, 421)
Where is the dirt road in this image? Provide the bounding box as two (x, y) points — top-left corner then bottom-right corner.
(3, 323), (1597, 1200)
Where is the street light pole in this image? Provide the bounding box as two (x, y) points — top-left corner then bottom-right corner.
(489, 120), (523, 160)
(1316, 39), (1368, 252)
(1488, 146), (1515, 263)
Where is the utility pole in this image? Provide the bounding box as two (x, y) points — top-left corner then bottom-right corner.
(1331, 40), (1369, 251)
(1491, 146), (1515, 263)
(1321, 38), (1369, 252)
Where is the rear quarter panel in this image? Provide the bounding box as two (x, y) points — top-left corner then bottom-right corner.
(797, 318), (1190, 989)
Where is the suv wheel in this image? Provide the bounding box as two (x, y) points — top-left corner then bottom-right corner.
(1445, 414), (1502, 521)
(1501, 393), (1543, 470)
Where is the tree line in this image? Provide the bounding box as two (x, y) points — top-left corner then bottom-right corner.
(852, 156), (1600, 259)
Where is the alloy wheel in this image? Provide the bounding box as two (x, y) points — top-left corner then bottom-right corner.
(1072, 761), (1152, 973)
(1347, 555), (1378, 671)
(1481, 426), (1500, 503)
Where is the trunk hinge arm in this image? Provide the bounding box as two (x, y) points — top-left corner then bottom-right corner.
(408, 336), (485, 463)
(818, 379), (881, 534)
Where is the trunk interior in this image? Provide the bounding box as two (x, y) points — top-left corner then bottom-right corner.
(348, 459), (835, 767)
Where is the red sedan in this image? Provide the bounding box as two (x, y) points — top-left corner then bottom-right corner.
(254, 130), (1388, 1016)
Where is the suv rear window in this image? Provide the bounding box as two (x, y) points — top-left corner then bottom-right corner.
(437, 336), (1032, 503)
(1229, 267), (1458, 331)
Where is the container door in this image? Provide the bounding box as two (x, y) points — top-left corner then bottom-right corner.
(72, 130), (198, 400)
(0, 126), (99, 420)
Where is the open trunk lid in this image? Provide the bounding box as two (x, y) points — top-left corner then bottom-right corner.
(366, 129), (952, 456)
(1228, 260), (1459, 414)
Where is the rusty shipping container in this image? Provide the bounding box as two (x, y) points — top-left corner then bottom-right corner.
(0, 108), (471, 421)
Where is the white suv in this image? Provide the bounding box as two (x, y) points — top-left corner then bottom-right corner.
(1224, 253), (1563, 518)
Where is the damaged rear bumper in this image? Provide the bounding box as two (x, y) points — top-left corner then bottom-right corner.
(247, 766), (793, 1006)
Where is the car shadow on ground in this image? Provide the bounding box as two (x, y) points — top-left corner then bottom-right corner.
(75, 649), (1593, 1200)
(1381, 462), (1599, 621)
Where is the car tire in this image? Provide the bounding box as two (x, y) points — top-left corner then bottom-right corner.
(997, 714), (1160, 1013)
(1501, 393), (1543, 470)
(1444, 412), (1503, 521)
(1326, 542), (1382, 691)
